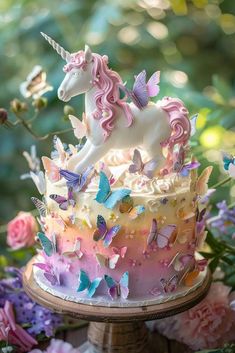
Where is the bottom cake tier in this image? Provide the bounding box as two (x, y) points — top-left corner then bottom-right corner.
(32, 253), (208, 307)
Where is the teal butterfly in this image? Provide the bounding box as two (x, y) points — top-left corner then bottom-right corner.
(95, 171), (131, 210)
(77, 270), (102, 298)
(222, 152), (235, 171)
(37, 232), (56, 257)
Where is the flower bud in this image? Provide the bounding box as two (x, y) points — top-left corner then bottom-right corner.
(63, 105), (75, 116)
(0, 108), (8, 125)
(10, 99), (28, 114)
(32, 97), (47, 110)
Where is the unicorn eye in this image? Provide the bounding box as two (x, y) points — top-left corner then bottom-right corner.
(72, 72), (79, 77)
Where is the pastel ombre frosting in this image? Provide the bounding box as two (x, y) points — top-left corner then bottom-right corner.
(31, 143), (211, 303)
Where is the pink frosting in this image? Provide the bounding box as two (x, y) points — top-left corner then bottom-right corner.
(64, 51), (133, 141)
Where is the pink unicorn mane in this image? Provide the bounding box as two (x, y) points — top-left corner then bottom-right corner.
(160, 96), (191, 148)
(64, 51), (133, 140)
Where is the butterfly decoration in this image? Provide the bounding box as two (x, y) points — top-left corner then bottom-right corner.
(190, 114), (198, 136)
(60, 166), (93, 192)
(69, 114), (89, 139)
(182, 258), (207, 286)
(30, 171), (46, 195)
(37, 217), (47, 232)
(52, 136), (67, 163)
(63, 238), (83, 259)
(21, 145), (41, 180)
(93, 215), (121, 248)
(129, 149), (157, 179)
(168, 252), (194, 272)
(190, 166), (213, 196)
(176, 206), (195, 221)
(31, 197), (47, 218)
(160, 274), (178, 293)
(42, 156), (61, 183)
(112, 246), (127, 258)
(37, 232), (57, 257)
(34, 262), (60, 286)
(222, 152), (235, 178)
(121, 70), (160, 110)
(95, 171), (131, 210)
(50, 187), (76, 211)
(119, 195), (145, 220)
(104, 272), (129, 300)
(147, 218), (177, 248)
(20, 65), (53, 99)
(173, 146), (200, 177)
(77, 270), (102, 298)
(96, 253), (120, 269)
(99, 162), (115, 185)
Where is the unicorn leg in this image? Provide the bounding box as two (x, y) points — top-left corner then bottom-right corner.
(145, 143), (166, 174)
(67, 140), (92, 171)
(73, 144), (108, 173)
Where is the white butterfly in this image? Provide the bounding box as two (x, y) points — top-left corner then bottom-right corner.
(69, 114), (88, 139)
(30, 171), (46, 195)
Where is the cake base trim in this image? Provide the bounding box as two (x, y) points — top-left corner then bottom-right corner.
(33, 255), (208, 308)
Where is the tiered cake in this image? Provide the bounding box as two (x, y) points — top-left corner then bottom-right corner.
(30, 33), (212, 305)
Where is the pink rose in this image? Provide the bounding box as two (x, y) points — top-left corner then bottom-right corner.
(150, 282), (235, 350)
(7, 211), (38, 249)
(0, 301), (37, 352)
(29, 339), (81, 353)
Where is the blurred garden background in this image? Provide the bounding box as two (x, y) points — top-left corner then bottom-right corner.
(0, 0), (235, 224)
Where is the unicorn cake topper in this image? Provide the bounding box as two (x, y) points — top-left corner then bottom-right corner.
(41, 32), (191, 175)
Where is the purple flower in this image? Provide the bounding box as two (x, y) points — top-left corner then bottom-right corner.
(209, 201), (235, 236)
(0, 267), (62, 338)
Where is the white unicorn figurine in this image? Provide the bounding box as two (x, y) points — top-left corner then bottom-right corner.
(41, 32), (191, 175)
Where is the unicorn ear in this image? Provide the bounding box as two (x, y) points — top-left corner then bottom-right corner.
(84, 44), (92, 63)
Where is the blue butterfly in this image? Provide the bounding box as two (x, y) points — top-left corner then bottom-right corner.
(77, 270), (102, 298)
(37, 232), (57, 257)
(104, 272), (129, 300)
(95, 171), (131, 209)
(222, 152), (235, 171)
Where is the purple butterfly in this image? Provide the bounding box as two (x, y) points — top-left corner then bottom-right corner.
(121, 70), (160, 109)
(160, 275), (178, 293)
(147, 218), (177, 248)
(33, 262), (60, 286)
(104, 272), (129, 300)
(129, 149), (157, 179)
(60, 166), (93, 191)
(49, 187), (76, 211)
(173, 146), (200, 176)
(93, 215), (121, 248)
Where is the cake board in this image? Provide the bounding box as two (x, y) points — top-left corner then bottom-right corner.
(23, 258), (211, 353)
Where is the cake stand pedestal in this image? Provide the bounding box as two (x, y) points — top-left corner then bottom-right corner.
(23, 259), (211, 353)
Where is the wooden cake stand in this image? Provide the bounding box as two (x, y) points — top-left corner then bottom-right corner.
(23, 259), (211, 353)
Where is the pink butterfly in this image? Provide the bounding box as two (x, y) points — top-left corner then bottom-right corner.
(168, 252), (194, 272)
(96, 253), (120, 269)
(49, 187), (76, 211)
(112, 246), (127, 258)
(160, 275), (178, 293)
(42, 156), (61, 183)
(63, 238), (83, 259)
(121, 70), (160, 110)
(129, 149), (157, 179)
(69, 114), (88, 139)
(147, 219), (177, 248)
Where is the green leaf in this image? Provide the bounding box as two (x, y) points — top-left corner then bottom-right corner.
(199, 251), (215, 259)
(221, 256), (234, 266)
(209, 257), (220, 273)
